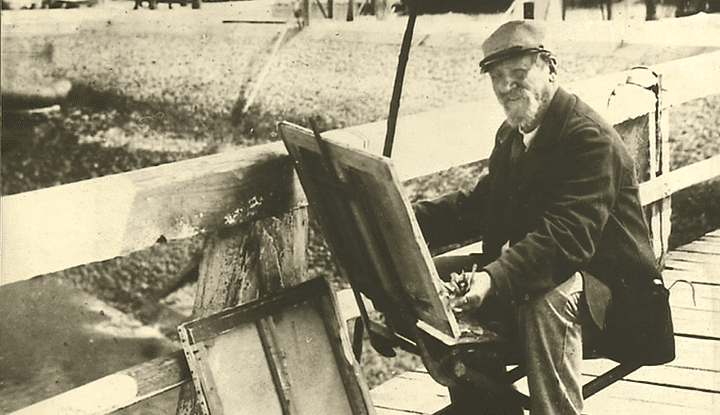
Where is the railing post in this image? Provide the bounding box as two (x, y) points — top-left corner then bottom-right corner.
(175, 205), (308, 415)
(609, 68), (670, 264)
(653, 74), (672, 265)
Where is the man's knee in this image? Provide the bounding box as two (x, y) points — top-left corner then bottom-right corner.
(523, 272), (584, 327)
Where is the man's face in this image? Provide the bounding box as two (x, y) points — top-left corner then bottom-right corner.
(487, 53), (554, 131)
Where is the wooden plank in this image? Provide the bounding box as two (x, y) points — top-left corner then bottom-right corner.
(583, 358), (720, 393)
(582, 378), (719, 415)
(664, 261), (718, 285)
(658, 81), (672, 259)
(176, 207), (309, 414)
(650, 51), (720, 112)
(257, 316), (300, 415)
(676, 239), (720, 256)
(370, 370), (450, 415)
(671, 307), (720, 339)
(9, 350), (189, 415)
(586, 361), (720, 394)
(666, 277), (720, 313)
(638, 154), (720, 206)
(672, 240), (720, 255)
(666, 336), (720, 372)
(695, 234), (720, 244)
(578, 52), (720, 120)
(365, 262), (720, 413)
(0, 141), (306, 286)
(680, 237), (720, 250)
(705, 229), (720, 238)
(368, 337), (720, 414)
(371, 370), (720, 415)
(667, 250), (720, 266)
(684, 234), (720, 250)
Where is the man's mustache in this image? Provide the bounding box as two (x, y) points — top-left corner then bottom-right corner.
(499, 88), (529, 104)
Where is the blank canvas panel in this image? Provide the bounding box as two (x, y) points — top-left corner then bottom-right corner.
(178, 278), (374, 415)
(206, 324), (283, 415)
(272, 304), (354, 414)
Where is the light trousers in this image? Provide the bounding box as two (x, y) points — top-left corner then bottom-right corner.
(520, 271), (584, 415)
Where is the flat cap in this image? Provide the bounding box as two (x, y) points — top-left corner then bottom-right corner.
(479, 20), (552, 73)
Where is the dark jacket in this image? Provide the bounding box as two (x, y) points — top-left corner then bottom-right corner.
(414, 87), (674, 364)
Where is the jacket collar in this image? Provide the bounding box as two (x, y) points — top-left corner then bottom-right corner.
(530, 86), (576, 149)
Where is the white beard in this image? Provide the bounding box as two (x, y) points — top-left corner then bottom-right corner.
(502, 88), (544, 131)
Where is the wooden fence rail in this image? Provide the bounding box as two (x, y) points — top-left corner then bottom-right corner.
(10, 351), (189, 415)
(3, 51), (719, 287)
(3, 51), (720, 415)
(0, 143), (304, 286)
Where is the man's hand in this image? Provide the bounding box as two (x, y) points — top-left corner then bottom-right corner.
(448, 270), (494, 313)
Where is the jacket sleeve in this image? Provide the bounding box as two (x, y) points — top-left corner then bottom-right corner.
(485, 122), (623, 300)
(413, 174), (490, 252)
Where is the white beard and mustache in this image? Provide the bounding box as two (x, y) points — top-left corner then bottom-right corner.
(499, 87), (550, 131)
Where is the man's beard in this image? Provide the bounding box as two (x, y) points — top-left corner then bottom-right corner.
(501, 88), (548, 131)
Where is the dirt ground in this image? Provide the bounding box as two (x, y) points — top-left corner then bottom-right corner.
(2, 1), (720, 414)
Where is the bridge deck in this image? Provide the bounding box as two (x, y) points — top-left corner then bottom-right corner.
(370, 229), (720, 415)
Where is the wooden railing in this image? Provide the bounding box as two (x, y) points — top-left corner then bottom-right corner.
(2, 51), (720, 415)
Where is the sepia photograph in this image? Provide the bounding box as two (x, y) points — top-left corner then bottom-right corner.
(2, 0), (719, 413)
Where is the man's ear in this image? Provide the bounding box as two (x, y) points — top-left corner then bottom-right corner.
(540, 53), (557, 76)
(548, 56), (558, 75)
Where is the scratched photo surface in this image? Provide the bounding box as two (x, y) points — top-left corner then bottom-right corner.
(1, 0), (719, 414)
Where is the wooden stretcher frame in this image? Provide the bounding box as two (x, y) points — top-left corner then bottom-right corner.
(279, 121), (461, 346)
(177, 277), (375, 415)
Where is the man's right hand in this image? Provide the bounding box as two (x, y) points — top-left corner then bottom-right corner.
(448, 270), (495, 313)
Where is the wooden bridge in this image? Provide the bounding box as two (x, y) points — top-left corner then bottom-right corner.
(369, 230), (720, 414)
(2, 51), (719, 414)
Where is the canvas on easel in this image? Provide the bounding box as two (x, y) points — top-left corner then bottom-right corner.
(278, 121), (461, 346)
(177, 277), (375, 415)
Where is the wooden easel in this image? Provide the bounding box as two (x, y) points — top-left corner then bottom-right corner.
(279, 121), (510, 395)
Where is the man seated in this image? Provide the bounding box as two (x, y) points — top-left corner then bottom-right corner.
(413, 20), (674, 415)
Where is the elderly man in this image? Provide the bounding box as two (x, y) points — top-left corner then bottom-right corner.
(413, 20), (674, 414)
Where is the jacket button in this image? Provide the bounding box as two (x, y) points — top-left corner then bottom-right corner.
(524, 294), (530, 301)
